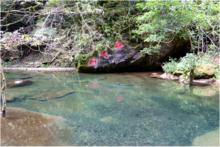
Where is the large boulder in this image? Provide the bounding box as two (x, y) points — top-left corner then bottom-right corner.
(79, 42), (155, 73)
(78, 39), (189, 73)
(1, 107), (71, 146)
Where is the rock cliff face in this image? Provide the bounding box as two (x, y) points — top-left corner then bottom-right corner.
(78, 39), (190, 73)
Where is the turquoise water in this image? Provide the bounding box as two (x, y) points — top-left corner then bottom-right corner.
(6, 72), (219, 145)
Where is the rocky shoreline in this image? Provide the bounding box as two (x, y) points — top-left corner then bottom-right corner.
(147, 72), (219, 86)
(4, 69), (219, 86)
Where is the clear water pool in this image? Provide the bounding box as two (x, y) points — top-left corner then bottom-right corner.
(4, 72), (219, 145)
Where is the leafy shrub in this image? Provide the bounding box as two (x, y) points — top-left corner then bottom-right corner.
(175, 53), (198, 74)
(47, 0), (64, 7)
(162, 58), (178, 74)
(163, 52), (218, 79)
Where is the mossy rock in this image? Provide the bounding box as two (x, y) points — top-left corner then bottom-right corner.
(194, 64), (217, 79)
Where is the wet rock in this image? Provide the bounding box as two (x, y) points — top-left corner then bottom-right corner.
(192, 79), (215, 86)
(157, 73), (179, 81)
(0, 107), (71, 146)
(192, 128), (219, 146)
(7, 79), (33, 88)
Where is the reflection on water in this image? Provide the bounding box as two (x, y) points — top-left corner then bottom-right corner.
(3, 72), (219, 146)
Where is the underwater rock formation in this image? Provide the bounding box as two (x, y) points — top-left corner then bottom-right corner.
(6, 79), (33, 88)
(0, 107), (71, 146)
(7, 79), (33, 88)
(6, 89), (75, 103)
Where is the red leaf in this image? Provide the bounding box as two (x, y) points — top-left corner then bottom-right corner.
(88, 57), (97, 66)
(100, 50), (108, 58)
(114, 40), (124, 49)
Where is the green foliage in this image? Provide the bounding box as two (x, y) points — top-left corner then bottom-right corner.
(47, 0), (64, 7)
(97, 1), (138, 42)
(2, 0), (219, 69)
(73, 50), (98, 68)
(163, 53), (198, 75)
(73, 53), (90, 68)
(134, 1), (220, 55)
(175, 53), (198, 74)
(55, 1), (139, 65)
(162, 58), (178, 74)
(163, 52), (218, 79)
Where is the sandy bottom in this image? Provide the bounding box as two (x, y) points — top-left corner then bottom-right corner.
(192, 128), (219, 146)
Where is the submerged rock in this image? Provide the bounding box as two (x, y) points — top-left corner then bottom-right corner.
(0, 107), (71, 146)
(6, 79), (33, 88)
(192, 128), (219, 146)
(6, 89), (75, 103)
(35, 89), (75, 101)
